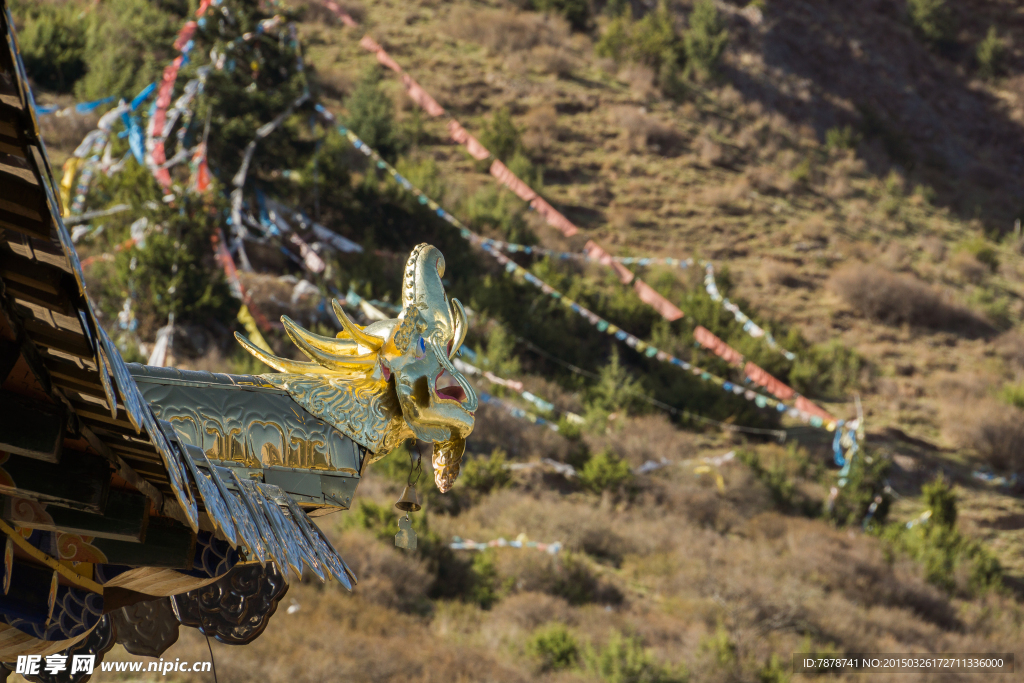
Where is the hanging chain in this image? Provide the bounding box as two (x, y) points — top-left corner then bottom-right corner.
(409, 441), (424, 487)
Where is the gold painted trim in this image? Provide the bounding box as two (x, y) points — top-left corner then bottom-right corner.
(0, 519), (103, 594)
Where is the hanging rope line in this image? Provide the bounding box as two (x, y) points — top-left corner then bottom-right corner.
(313, 110), (842, 433)
(49, 0), (852, 452)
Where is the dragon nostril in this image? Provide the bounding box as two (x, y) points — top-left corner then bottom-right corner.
(434, 369), (467, 403)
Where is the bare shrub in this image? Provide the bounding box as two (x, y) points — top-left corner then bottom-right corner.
(944, 400), (1024, 471)
(701, 178), (750, 209)
(607, 205), (637, 231)
(828, 264), (991, 336)
(880, 241), (912, 271)
(39, 110), (98, 157)
(451, 10), (569, 54)
(529, 45), (575, 78)
(611, 107), (681, 156)
(919, 235), (947, 262)
(617, 63), (656, 101)
(824, 173), (852, 199)
(994, 330), (1024, 371)
(735, 124), (758, 150)
(587, 415), (696, 468)
(471, 402), (572, 463)
(488, 592), (575, 631)
(799, 216), (829, 243)
(331, 530), (432, 612)
(239, 272), (324, 327)
(744, 164), (787, 194)
(696, 135), (724, 166)
(760, 260), (802, 288)
(522, 105), (559, 152)
(951, 251), (988, 284)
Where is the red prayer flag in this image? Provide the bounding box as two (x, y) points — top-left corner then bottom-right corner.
(526, 197), (576, 237)
(694, 326), (744, 366)
(402, 74), (445, 117)
(374, 48), (403, 74)
(173, 21), (197, 51)
(795, 395), (836, 422)
(743, 361), (795, 401)
(447, 120), (492, 160)
(583, 240), (634, 284)
(359, 35), (382, 53)
(323, 1), (358, 26)
(489, 159), (538, 202)
(633, 279), (684, 321)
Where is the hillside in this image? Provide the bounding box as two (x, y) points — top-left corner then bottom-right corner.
(9, 0), (1024, 680)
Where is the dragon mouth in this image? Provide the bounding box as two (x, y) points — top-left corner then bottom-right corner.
(434, 369), (467, 403)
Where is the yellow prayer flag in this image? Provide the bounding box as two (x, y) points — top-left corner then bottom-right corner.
(59, 157), (81, 217)
(237, 305), (273, 353)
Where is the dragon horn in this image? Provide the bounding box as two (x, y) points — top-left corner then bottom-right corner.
(402, 244), (448, 314)
(330, 299), (385, 351)
(282, 317), (379, 371)
(280, 315), (364, 356)
(449, 298), (467, 360)
(234, 332), (324, 374)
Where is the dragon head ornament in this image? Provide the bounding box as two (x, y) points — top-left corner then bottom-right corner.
(234, 244), (477, 492)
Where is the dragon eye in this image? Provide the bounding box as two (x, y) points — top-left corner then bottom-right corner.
(419, 337), (426, 353)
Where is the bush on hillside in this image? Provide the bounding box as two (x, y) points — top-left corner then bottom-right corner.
(345, 67), (405, 163)
(394, 154), (446, 204)
(737, 446), (823, 517)
(476, 323), (522, 379)
(957, 235), (999, 272)
(527, 623), (580, 671)
(596, 2), (681, 77)
(946, 400), (1024, 472)
(790, 340), (862, 399)
(827, 446), (891, 528)
(923, 474), (957, 527)
(828, 264), (991, 336)
(976, 26), (1006, 81)
(683, 0), (728, 81)
(584, 347), (651, 417)
(578, 449), (633, 494)
(14, 2), (87, 92)
(91, 174), (234, 336)
(476, 108), (544, 185)
(881, 475), (1002, 596)
(75, 0), (180, 99)
(459, 449), (513, 494)
(825, 125), (860, 152)
(907, 0), (953, 45)
(583, 632), (688, 683)
(479, 107), (523, 162)
(462, 184), (534, 243)
(532, 0), (590, 31)
(999, 382), (1024, 410)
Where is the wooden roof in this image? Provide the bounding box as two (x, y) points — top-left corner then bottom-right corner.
(0, 3), (357, 590)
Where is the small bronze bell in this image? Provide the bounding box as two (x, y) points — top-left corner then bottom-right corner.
(394, 484), (421, 513)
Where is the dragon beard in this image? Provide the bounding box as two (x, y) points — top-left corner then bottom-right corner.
(431, 436), (467, 493)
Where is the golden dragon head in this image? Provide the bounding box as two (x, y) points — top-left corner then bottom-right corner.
(234, 244), (477, 492)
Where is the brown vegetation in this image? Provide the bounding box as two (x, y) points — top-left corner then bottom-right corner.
(610, 106), (681, 156)
(450, 9), (569, 55)
(945, 400), (1024, 472)
(829, 264), (991, 336)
